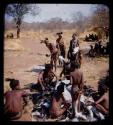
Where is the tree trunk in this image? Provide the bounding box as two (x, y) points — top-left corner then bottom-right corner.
(17, 25), (20, 39)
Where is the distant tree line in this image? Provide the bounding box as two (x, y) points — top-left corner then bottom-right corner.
(5, 4), (109, 36)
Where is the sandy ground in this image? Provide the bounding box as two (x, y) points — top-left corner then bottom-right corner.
(4, 30), (109, 121)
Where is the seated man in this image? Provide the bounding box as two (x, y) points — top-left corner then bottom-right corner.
(37, 64), (57, 91)
(4, 79), (30, 120)
(49, 83), (70, 118)
(87, 83), (109, 116)
(94, 84), (109, 115)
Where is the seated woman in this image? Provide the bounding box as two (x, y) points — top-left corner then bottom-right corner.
(4, 79), (30, 120)
(49, 83), (69, 118)
(37, 64), (57, 91)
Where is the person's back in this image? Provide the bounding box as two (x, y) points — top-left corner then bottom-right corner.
(70, 68), (83, 89)
(103, 91), (109, 110)
(50, 94), (64, 114)
(47, 43), (58, 54)
(4, 90), (25, 114)
(4, 79), (28, 120)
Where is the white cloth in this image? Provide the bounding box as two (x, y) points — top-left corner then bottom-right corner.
(63, 86), (72, 103)
(73, 47), (79, 54)
(59, 56), (65, 63)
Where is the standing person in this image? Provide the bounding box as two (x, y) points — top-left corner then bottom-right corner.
(89, 45), (96, 58)
(41, 38), (58, 71)
(67, 33), (79, 62)
(4, 79), (30, 120)
(70, 62), (84, 117)
(56, 32), (66, 66)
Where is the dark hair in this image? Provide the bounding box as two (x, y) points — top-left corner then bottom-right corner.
(6, 78), (20, 90)
(45, 37), (48, 40)
(55, 82), (64, 101)
(56, 32), (63, 35)
(90, 45), (93, 49)
(45, 64), (53, 72)
(70, 61), (79, 71)
(98, 75), (109, 96)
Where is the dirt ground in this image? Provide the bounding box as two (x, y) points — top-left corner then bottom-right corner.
(4, 30), (109, 121)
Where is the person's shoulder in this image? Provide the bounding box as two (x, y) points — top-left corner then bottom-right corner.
(4, 90), (11, 95)
(76, 69), (83, 74)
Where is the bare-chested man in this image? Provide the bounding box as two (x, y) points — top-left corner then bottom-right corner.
(37, 64), (57, 91)
(4, 79), (30, 120)
(70, 61), (84, 117)
(56, 32), (66, 66)
(49, 83), (69, 118)
(41, 38), (58, 71)
(93, 85), (109, 115)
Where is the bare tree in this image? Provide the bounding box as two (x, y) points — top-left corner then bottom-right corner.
(91, 4), (109, 27)
(5, 4), (40, 38)
(71, 11), (87, 33)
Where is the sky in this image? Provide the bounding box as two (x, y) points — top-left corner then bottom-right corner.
(5, 4), (97, 23)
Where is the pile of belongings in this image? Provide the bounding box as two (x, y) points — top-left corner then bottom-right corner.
(25, 79), (106, 122)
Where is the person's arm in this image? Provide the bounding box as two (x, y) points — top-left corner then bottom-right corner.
(37, 72), (45, 90)
(95, 94), (105, 105)
(79, 72), (84, 91)
(70, 73), (73, 85)
(53, 72), (58, 81)
(56, 41), (60, 55)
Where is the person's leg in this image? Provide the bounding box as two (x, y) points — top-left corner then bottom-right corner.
(77, 93), (81, 112)
(54, 53), (58, 71)
(55, 108), (66, 118)
(51, 55), (54, 70)
(72, 93), (78, 117)
(95, 104), (108, 115)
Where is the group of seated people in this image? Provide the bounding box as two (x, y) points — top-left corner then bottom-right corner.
(85, 34), (99, 42)
(4, 61), (109, 120)
(88, 41), (109, 57)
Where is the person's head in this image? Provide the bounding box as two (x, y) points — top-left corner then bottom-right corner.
(72, 33), (77, 39)
(55, 82), (64, 100)
(6, 78), (20, 90)
(44, 38), (49, 45)
(56, 32), (63, 37)
(70, 61), (79, 72)
(98, 83), (108, 95)
(45, 63), (53, 72)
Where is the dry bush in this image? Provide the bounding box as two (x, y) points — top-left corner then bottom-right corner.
(4, 39), (24, 51)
